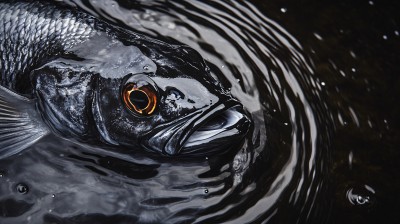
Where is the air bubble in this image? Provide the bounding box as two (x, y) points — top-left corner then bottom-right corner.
(204, 189), (209, 194)
(16, 183), (29, 194)
(346, 185), (375, 206)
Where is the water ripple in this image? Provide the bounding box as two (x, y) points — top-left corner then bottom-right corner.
(0, 0), (333, 223)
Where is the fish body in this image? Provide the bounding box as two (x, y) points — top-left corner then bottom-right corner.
(0, 0), (251, 158)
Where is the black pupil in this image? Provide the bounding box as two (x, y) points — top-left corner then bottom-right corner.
(130, 90), (149, 110)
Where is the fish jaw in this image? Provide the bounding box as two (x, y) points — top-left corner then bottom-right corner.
(141, 102), (251, 156)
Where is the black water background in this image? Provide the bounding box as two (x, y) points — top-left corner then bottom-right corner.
(253, 1), (400, 223)
(0, 0), (399, 223)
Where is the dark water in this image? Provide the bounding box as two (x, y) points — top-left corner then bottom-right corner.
(0, 0), (399, 223)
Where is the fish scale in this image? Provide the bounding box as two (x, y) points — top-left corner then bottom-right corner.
(0, 1), (97, 89)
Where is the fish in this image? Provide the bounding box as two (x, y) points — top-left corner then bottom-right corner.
(0, 0), (251, 158)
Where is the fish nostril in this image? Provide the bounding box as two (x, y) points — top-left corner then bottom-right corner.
(168, 88), (184, 100)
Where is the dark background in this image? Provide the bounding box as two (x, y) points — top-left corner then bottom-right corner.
(251, 0), (400, 223)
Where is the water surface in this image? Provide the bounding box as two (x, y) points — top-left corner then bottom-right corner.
(0, 0), (399, 223)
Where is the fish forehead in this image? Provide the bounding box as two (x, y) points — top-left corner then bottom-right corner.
(70, 35), (157, 79)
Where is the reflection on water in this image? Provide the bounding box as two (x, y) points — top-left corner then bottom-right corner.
(1, 0), (399, 223)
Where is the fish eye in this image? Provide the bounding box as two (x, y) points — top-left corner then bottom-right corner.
(123, 83), (157, 116)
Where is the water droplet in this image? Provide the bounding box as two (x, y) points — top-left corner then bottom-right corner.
(52, 194), (56, 198)
(348, 151), (353, 169)
(284, 122), (289, 126)
(204, 189), (209, 194)
(368, 1), (374, 5)
(351, 68), (356, 72)
(346, 185), (375, 206)
(221, 65), (225, 68)
(236, 79), (240, 83)
(16, 183), (29, 194)
(383, 35), (388, 40)
(313, 33), (323, 41)
(205, 157), (208, 160)
(280, 8), (287, 13)
(321, 81), (326, 86)
(395, 30), (399, 36)
(350, 51), (356, 58)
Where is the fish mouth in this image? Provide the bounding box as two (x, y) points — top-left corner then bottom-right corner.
(180, 105), (250, 155)
(142, 102), (251, 156)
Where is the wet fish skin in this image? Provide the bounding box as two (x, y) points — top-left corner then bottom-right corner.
(0, 0), (251, 157)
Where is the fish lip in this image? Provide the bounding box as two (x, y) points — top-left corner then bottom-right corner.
(180, 104), (251, 155)
(142, 100), (250, 156)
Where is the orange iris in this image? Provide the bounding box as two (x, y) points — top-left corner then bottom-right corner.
(123, 83), (157, 115)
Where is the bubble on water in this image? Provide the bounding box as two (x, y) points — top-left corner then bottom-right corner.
(321, 81), (326, 86)
(204, 189), (209, 194)
(351, 68), (356, 72)
(16, 183), (29, 194)
(383, 35), (388, 40)
(280, 8), (287, 13)
(346, 185), (375, 206)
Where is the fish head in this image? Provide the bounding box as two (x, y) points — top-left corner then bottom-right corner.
(112, 43), (251, 156)
(34, 35), (251, 156)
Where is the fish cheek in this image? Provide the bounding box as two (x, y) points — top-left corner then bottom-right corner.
(32, 67), (95, 138)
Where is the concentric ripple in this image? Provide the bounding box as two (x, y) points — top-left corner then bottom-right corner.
(0, 1), (333, 223)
